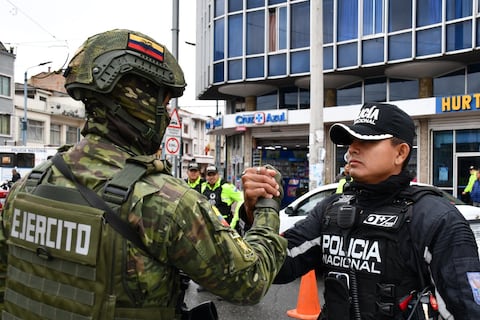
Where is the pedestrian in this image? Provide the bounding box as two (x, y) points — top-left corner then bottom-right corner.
(240, 102), (480, 319)
(0, 29), (287, 320)
(471, 170), (480, 207)
(463, 165), (478, 204)
(10, 168), (20, 183)
(201, 165), (244, 228)
(185, 161), (204, 193)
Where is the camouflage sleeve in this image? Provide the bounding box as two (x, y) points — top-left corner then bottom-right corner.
(164, 188), (286, 305)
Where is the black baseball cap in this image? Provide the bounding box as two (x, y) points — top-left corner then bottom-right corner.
(329, 103), (415, 146)
(188, 162), (199, 171)
(206, 165), (218, 174)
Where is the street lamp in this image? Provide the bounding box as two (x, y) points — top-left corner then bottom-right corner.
(23, 61), (52, 146)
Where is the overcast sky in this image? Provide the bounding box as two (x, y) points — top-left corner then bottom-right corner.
(1, 0), (219, 116)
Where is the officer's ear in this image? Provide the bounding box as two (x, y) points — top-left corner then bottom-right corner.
(394, 143), (410, 167)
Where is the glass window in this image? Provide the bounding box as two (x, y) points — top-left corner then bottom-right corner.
(27, 119), (44, 144)
(417, 0), (441, 27)
(50, 123), (61, 145)
(214, 62), (224, 83)
(228, 14), (243, 57)
(363, 0), (383, 35)
(446, 0), (472, 20)
(246, 57), (264, 78)
(257, 91), (278, 110)
(477, 18), (480, 47)
(247, 10), (265, 55)
(337, 82), (362, 106)
(456, 129), (480, 152)
(337, 42), (358, 68)
(228, 0), (242, 12)
(269, 7), (287, 52)
(268, 53), (286, 76)
(299, 89), (310, 109)
(446, 21), (472, 51)
(324, 46), (333, 70)
(388, 0), (412, 32)
(228, 59), (242, 80)
(0, 75), (11, 97)
(467, 63), (480, 93)
(323, 0), (334, 43)
(389, 78), (419, 101)
(362, 38), (384, 64)
(291, 2), (310, 49)
(247, 0), (264, 9)
(214, 18), (225, 61)
(388, 32), (412, 60)
(416, 27), (441, 56)
(0, 114), (9, 135)
(280, 87), (299, 110)
(364, 77), (386, 103)
(291, 50), (309, 74)
(66, 126), (78, 144)
(434, 69), (466, 96)
(433, 130), (453, 188)
(215, 0), (225, 17)
(269, 0), (285, 4)
(338, 0), (358, 41)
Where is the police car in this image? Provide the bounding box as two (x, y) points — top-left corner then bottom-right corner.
(279, 182), (480, 238)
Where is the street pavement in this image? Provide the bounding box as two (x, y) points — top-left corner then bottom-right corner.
(184, 276), (325, 320)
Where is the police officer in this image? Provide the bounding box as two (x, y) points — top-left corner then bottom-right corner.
(241, 103), (480, 319)
(202, 165), (244, 228)
(185, 161), (204, 193)
(0, 29), (286, 320)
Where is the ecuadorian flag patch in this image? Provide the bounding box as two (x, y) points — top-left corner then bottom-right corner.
(127, 33), (164, 62)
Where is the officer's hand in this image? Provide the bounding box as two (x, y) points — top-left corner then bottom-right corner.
(242, 165), (282, 221)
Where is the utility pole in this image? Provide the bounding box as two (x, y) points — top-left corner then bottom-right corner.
(171, 0), (181, 178)
(309, 0), (324, 189)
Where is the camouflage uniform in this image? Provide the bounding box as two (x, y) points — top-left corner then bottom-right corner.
(0, 29), (287, 319)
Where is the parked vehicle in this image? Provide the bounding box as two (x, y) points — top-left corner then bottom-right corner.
(279, 182), (480, 235)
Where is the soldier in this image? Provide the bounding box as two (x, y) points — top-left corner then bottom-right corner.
(0, 29), (286, 320)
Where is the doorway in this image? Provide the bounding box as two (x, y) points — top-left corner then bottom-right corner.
(455, 153), (480, 201)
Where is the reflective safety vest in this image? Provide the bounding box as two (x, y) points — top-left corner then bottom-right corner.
(3, 156), (178, 320)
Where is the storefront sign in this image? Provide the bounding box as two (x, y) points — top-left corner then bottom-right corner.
(206, 117), (223, 130)
(235, 110), (287, 126)
(436, 94), (480, 113)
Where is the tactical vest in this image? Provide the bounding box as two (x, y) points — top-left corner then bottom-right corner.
(2, 155), (180, 320)
(203, 180), (232, 222)
(319, 186), (441, 320)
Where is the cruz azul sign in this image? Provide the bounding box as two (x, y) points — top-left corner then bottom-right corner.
(235, 110), (287, 126)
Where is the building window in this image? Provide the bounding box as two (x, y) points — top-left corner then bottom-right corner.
(364, 77), (386, 103)
(446, 20), (472, 51)
(268, 6), (287, 52)
(338, 0), (358, 41)
(214, 18), (225, 61)
(257, 91), (278, 110)
(389, 78), (419, 101)
(434, 69), (466, 96)
(433, 130), (454, 188)
(0, 114), (10, 135)
(388, 32), (412, 60)
(247, 10), (264, 55)
(291, 50), (309, 74)
(214, 0), (224, 17)
(228, 0), (242, 12)
(66, 126), (78, 144)
(228, 14), (243, 57)
(446, 0), (471, 20)
(27, 120), (44, 144)
(246, 57), (264, 78)
(0, 75), (11, 97)
(337, 81), (362, 106)
(268, 53), (286, 76)
(291, 2), (309, 49)
(323, 0), (334, 43)
(416, 27), (441, 56)
(228, 59), (242, 80)
(363, 0), (383, 36)
(417, 0), (442, 27)
(467, 63), (480, 93)
(184, 123), (189, 135)
(362, 38), (384, 64)
(388, 0), (412, 32)
(50, 124), (61, 145)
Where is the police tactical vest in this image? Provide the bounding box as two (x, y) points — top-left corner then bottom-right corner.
(320, 186), (441, 320)
(203, 179), (232, 222)
(2, 155), (177, 320)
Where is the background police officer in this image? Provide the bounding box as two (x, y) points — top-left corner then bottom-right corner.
(241, 103), (480, 319)
(0, 29), (286, 320)
(185, 161), (204, 193)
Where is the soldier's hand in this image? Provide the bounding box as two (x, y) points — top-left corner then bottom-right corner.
(242, 165), (282, 221)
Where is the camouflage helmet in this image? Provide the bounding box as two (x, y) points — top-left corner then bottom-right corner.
(64, 29), (186, 101)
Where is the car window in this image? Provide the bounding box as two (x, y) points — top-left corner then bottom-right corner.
(295, 188), (336, 216)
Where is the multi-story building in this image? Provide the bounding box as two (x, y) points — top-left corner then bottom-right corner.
(0, 41), (16, 145)
(197, 0), (480, 202)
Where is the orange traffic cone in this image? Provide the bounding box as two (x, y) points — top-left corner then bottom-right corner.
(286, 270), (321, 320)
